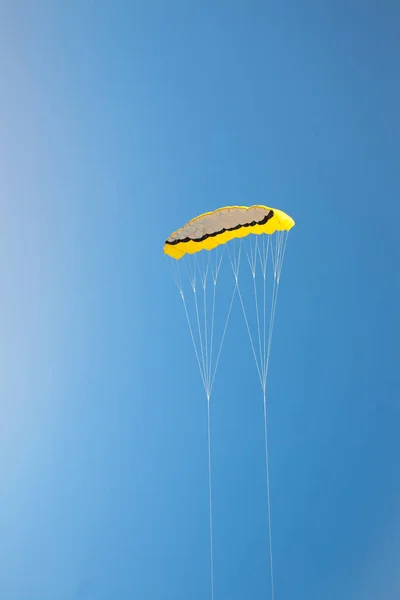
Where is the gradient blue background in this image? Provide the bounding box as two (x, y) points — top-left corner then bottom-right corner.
(0, 2), (399, 599)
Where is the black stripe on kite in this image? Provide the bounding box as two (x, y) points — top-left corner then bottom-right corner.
(165, 210), (274, 246)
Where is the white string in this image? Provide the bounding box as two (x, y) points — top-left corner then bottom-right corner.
(207, 281), (217, 394)
(264, 232), (287, 387)
(259, 236), (270, 385)
(253, 262), (264, 382)
(263, 232), (287, 600)
(263, 389), (275, 600)
(180, 291), (208, 391)
(203, 278), (209, 394)
(209, 279), (237, 396)
(229, 243), (263, 387)
(232, 232), (289, 600)
(169, 232), (289, 600)
(206, 398), (214, 600)
(169, 246), (239, 600)
(193, 279), (208, 388)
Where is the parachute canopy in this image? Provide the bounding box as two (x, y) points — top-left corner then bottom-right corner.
(164, 205), (295, 259)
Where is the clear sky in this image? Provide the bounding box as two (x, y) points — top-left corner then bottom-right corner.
(0, 2), (399, 599)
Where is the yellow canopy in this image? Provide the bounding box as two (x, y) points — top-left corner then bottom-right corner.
(164, 205), (295, 259)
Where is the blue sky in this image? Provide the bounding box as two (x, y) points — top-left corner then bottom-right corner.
(0, 1), (399, 599)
